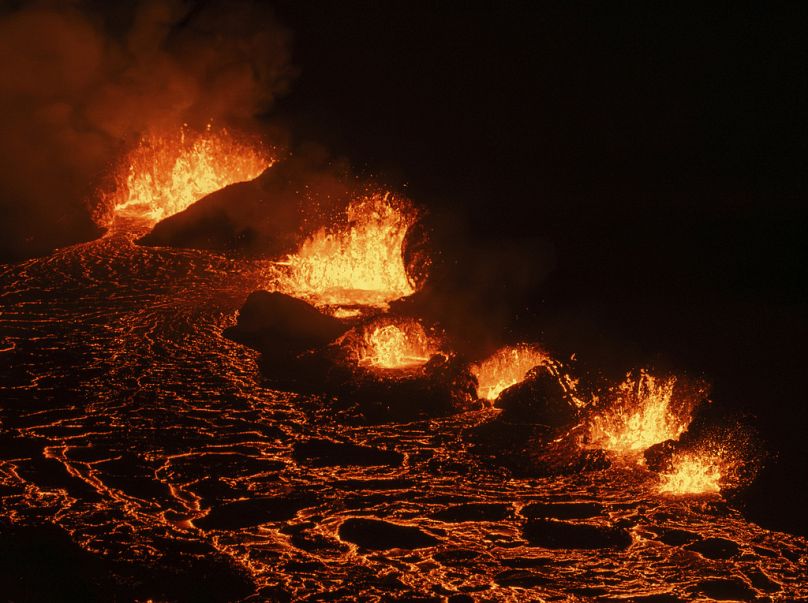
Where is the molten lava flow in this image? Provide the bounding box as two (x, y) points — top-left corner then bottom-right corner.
(342, 318), (440, 371)
(658, 450), (724, 495)
(107, 126), (272, 223)
(272, 194), (417, 312)
(587, 371), (697, 456)
(471, 344), (549, 401)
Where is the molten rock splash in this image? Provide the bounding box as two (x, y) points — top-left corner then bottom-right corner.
(271, 194), (417, 312)
(587, 371), (702, 456)
(340, 318), (441, 371)
(106, 126), (272, 223)
(471, 344), (549, 402)
(658, 450), (724, 495)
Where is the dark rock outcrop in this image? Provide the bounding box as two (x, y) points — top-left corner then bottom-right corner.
(336, 353), (479, 423)
(467, 420), (608, 479)
(194, 493), (315, 530)
(338, 518), (440, 550)
(224, 291), (348, 354)
(430, 503), (513, 523)
(463, 366), (593, 476)
(520, 501), (603, 521)
(224, 291), (349, 391)
(493, 569), (551, 588)
(654, 527), (700, 546)
(685, 536), (740, 560)
(225, 294), (478, 421)
(693, 577), (755, 601)
(494, 366), (577, 427)
(523, 519), (632, 550)
(292, 439), (403, 467)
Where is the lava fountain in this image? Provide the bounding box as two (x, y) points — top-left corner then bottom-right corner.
(587, 371), (701, 457)
(471, 344), (549, 402)
(340, 318), (441, 371)
(658, 450), (724, 495)
(270, 193), (418, 313)
(103, 125), (273, 224)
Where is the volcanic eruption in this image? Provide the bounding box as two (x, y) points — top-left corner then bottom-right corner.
(269, 193), (419, 315)
(104, 125), (273, 224)
(0, 2), (805, 602)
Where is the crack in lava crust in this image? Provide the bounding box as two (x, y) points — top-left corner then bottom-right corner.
(0, 230), (806, 601)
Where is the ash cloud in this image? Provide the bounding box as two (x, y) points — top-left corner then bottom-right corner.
(0, 0), (293, 261)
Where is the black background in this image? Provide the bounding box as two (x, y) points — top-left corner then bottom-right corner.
(270, 2), (807, 535)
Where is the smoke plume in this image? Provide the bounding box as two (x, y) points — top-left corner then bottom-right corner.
(0, 0), (293, 261)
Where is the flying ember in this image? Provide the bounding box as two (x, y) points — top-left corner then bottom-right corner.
(471, 344), (549, 401)
(105, 125), (272, 223)
(342, 318), (440, 371)
(270, 193), (417, 312)
(587, 371), (697, 456)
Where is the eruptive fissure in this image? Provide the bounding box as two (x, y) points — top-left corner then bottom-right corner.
(269, 193), (418, 314)
(104, 125), (273, 224)
(340, 317), (441, 371)
(658, 450), (724, 495)
(471, 344), (549, 402)
(586, 371), (698, 457)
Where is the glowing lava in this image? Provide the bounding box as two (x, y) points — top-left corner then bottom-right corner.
(106, 125), (272, 223)
(271, 194), (417, 312)
(658, 450), (723, 495)
(471, 344), (549, 401)
(587, 371), (698, 456)
(342, 318), (440, 371)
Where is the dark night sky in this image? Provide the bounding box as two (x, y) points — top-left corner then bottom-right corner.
(269, 2), (805, 305)
(269, 2), (808, 533)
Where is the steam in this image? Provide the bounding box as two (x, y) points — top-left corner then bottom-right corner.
(0, 0), (292, 260)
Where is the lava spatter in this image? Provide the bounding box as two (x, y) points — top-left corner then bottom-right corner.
(269, 193), (418, 314)
(586, 370), (703, 458)
(102, 125), (273, 225)
(471, 344), (549, 402)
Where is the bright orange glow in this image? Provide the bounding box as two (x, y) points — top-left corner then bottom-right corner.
(341, 318), (440, 371)
(658, 450), (723, 495)
(587, 371), (695, 455)
(471, 344), (549, 401)
(271, 193), (417, 312)
(106, 125), (272, 223)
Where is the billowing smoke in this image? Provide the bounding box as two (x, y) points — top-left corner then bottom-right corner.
(0, 0), (293, 261)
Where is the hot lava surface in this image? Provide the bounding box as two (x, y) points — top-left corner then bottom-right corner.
(1, 227), (807, 602)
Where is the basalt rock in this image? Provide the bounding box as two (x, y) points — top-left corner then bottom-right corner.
(464, 369), (593, 477)
(523, 518), (632, 550)
(337, 353), (480, 424)
(194, 492), (316, 530)
(226, 296), (479, 420)
(338, 518), (440, 550)
(466, 421), (610, 478)
(292, 439), (403, 468)
(224, 291), (348, 356)
(494, 366), (577, 428)
(520, 501), (604, 521)
(430, 503), (513, 523)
